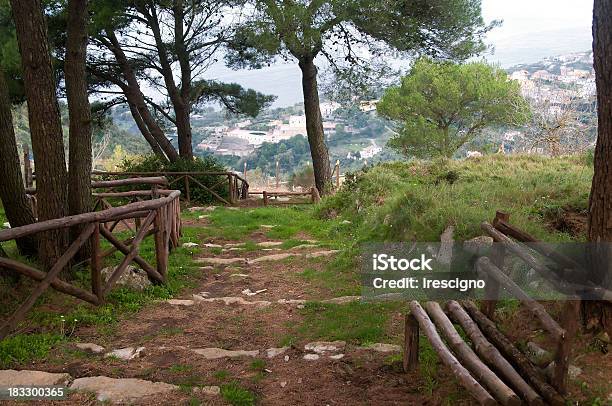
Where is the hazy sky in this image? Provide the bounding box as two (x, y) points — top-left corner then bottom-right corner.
(481, 0), (593, 40)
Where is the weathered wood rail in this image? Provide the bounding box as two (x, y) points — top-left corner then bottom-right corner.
(0, 178), (181, 339)
(403, 211), (591, 405)
(91, 170), (249, 206)
(249, 187), (321, 206)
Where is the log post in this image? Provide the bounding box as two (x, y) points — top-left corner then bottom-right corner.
(424, 301), (520, 406)
(336, 160), (340, 189)
(23, 144), (32, 187)
(403, 314), (419, 372)
(154, 207), (168, 282)
(184, 175), (191, 204)
(482, 213), (508, 319)
(91, 222), (103, 303)
(311, 187), (321, 204)
(228, 174), (235, 205)
(263, 191), (269, 206)
(275, 160), (280, 189)
(409, 301), (497, 406)
(552, 298), (581, 394)
(462, 300), (565, 406)
(447, 301), (544, 405)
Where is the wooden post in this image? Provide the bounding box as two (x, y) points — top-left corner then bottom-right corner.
(243, 162), (247, 179)
(311, 187), (321, 204)
(403, 314), (419, 372)
(275, 160), (280, 189)
(91, 223), (103, 303)
(23, 144), (32, 187)
(263, 191), (269, 206)
(482, 211), (508, 319)
(184, 175), (191, 204)
(154, 207), (168, 282)
(228, 174), (235, 205)
(335, 160), (340, 189)
(552, 298), (581, 394)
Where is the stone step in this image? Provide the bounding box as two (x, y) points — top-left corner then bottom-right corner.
(70, 376), (177, 403)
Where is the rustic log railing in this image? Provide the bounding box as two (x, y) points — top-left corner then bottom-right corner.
(91, 170), (249, 206)
(249, 187), (321, 206)
(402, 211), (593, 405)
(0, 180), (181, 339)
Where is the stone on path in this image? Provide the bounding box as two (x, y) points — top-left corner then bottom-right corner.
(305, 250), (339, 258)
(0, 370), (71, 386)
(249, 253), (298, 264)
(277, 299), (307, 305)
(202, 243), (222, 248)
(266, 347), (289, 358)
(257, 241), (284, 247)
(194, 295), (271, 307)
(322, 296), (361, 304)
(70, 376), (177, 403)
(260, 225), (276, 229)
(182, 242), (199, 248)
(291, 244), (318, 250)
(242, 288), (267, 296)
(104, 347), (145, 361)
(304, 341), (346, 354)
(362, 343), (402, 353)
(329, 354), (345, 360)
(192, 348), (259, 359)
(101, 265), (151, 291)
(166, 299), (195, 306)
(196, 257), (247, 266)
(230, 273), (249, 278)
(188, 206), (215, 212)
(192, 386), (220, 396)
(303, 354), (320, 361)
(544, 362), (582, 380)
(437, 226), (455, 265)
(75, 343), (105, 354)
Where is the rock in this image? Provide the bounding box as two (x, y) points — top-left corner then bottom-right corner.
(202, 243), (222, 248)
(257, 241), (284, 247)
(261, 248), (283, 251)
(463, 236), (494, 256)
(305, 250), (339, 258)
(284, 355), (290, 362)
(363, 343), (402, 353)
(230, 273), (249, 278)
(166, 299), (195, 306)
(200, 266), (214, 271)
(75, 343), (105, 354)
(182, 242), (199, 248)
(544, 362), (582, 380)
(341, 220), (352, 224)
(223, 243), (244, 248)
(466, 151), (483, 158)
(104, 347), (145, 361)
(197, 215), (209, 220)
(329, 354), (345, 360)
(0, 370), (71, 386)
(242, 288), (267, 296)
(192, 348), (259, 359)
(193, 386), (220, 396)
(526, 342), (553, 367)
(260, 225), (276, 229)
(194, 296), (271, 307)
(196, 257), (247, 265)
(2, 222), (10, 229)
(322, 296), (360, 304)
(224, 247), (244, 252)
(249, 253), (298, 264)
(291, 244), (318, 250)
(304, 341), (346, 354)
(277, 299), (307, 305)
(266, 347), (289, 358)
(437, 226), (455, 265)
(188, 206), (215, 212)
(70, 376), (177, 403)
(100, 265), (151, 291)
(303, 354), (320, 361)
(280, 381), (287, 388)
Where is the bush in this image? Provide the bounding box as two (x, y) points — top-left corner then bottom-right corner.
(120, 155), (230, 204)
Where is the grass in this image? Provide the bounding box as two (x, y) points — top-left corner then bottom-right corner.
(296, 301), (404, 345)
(0, 333), (65, 368)
(220, 381), (257, 406)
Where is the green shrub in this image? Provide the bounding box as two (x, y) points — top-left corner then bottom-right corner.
(120, 155), (229, 204)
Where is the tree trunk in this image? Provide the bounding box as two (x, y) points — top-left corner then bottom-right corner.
(11, 0), (69, 270)
(586, 0), (612, 334)
(105, 30), (179, 162)
(174, 102), (192, 159)
(0, 70), (37, 256)
(66, 0), (92, 260)
(299, 57), (331, 195)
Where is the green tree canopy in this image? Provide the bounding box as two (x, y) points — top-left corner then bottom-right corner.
(378, 58), (530, 159)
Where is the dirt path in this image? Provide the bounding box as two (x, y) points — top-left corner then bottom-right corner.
(3, 207), (478, 405)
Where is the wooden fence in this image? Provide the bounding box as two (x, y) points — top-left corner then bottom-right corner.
(91, 171), (249, 206)
(402, 211), (612, 405)
(248, 187), (321, 206)
(0, 178), (181, 339)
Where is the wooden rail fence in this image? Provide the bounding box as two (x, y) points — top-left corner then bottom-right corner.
(402, 211), (604, 405)
(249, 187), (321, 206)
(0, 178), (181, 339)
